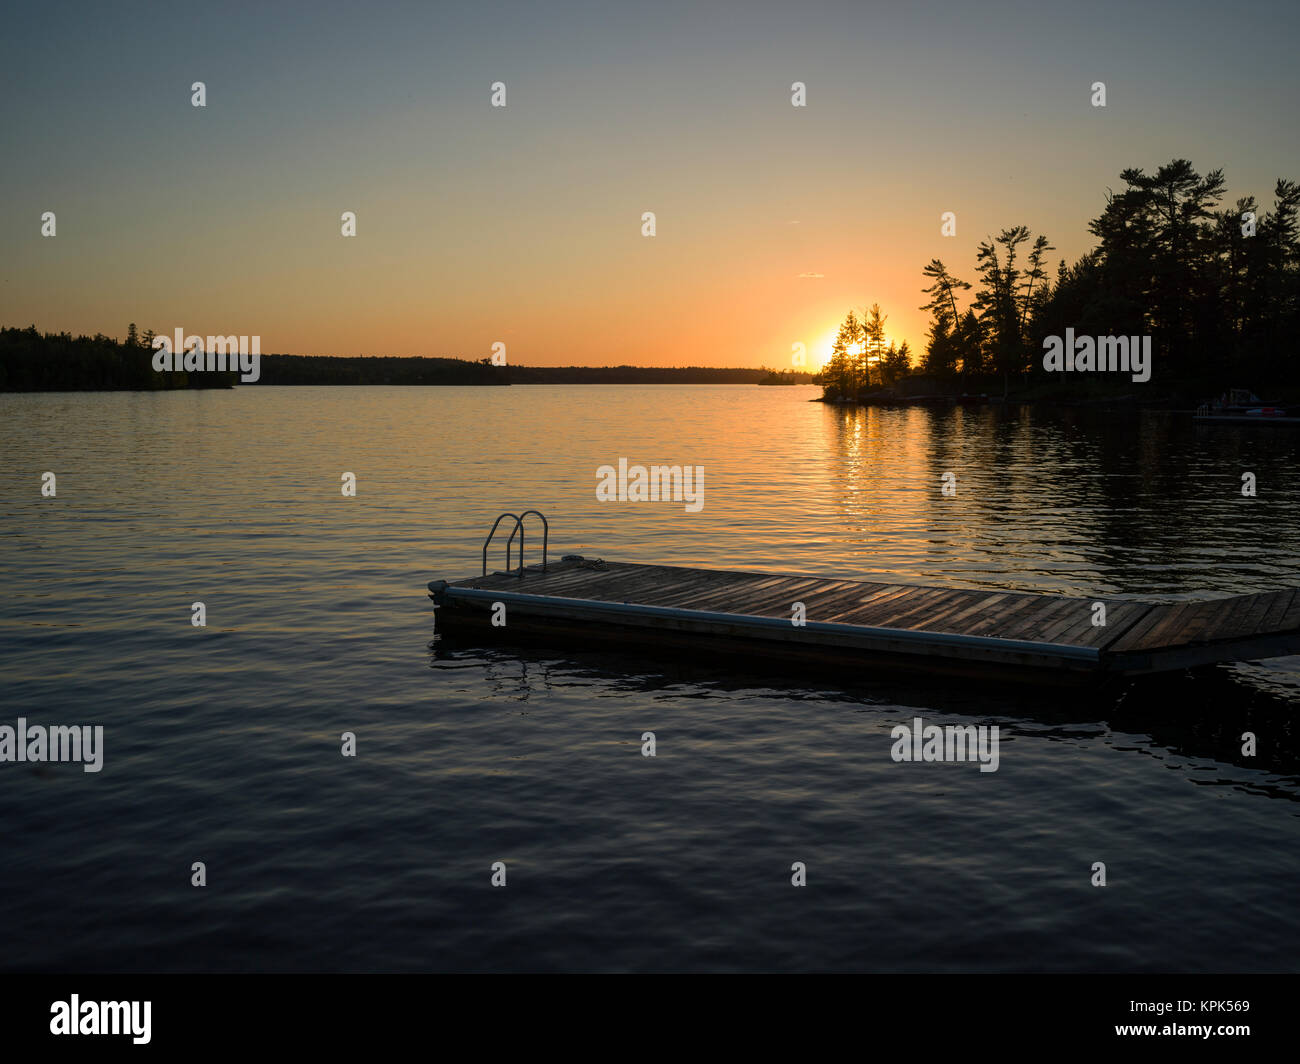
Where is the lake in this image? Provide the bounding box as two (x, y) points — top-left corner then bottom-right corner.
(2, 384), (1298, 971)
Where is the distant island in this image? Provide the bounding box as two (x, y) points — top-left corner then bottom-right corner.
(758, 369), (807, 385)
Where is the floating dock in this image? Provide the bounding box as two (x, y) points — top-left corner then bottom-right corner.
(428, 557), (1300, 683)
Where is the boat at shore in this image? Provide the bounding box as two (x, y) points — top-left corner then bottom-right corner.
(1194, 388), (1300, 424)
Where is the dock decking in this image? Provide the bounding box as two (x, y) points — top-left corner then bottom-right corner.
(428, 559), (1300, 682)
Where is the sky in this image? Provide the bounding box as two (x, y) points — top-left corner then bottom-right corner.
(3, 0), (1298, 368)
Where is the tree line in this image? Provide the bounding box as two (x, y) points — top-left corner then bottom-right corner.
(0, 326), (509, 389)
(820, 303), (913, 398)
(0, 325), (234, 391)
(1, 326), (793, 389)
(919, 159), (1300, 390)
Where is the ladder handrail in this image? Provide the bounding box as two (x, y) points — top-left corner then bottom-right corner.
(480, 510), (549, 577)
(482, 512), (523, 576)
(506, 510), (549, 574)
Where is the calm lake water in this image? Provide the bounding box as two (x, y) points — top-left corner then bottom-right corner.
(2, 384), (1299, 972)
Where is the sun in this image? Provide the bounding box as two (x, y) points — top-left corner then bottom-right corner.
(810, 332), (893, 369)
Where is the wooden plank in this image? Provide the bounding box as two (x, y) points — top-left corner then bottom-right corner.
(1254, 588), (1298, 634)
(665, 571), (801, 604)
(1091, 601), (1158, 651)
(1097, 598), (1180, 647)
(833, 585), (942, 626)
(894, 589), (993, 632)
(1036, 599), (1104, 644)
(706, 577), (836, 618)
(606, 571), (703, 598)
(1053, 601), (1148, 648)
(750, 579), (869, 614)
(746, 580), (873, 621)
(1203, 593), (1269, 643)
(799, 584), (894, 622)
(860, 586), (965, 628)
(662, 580), (788, 614)
(1138, 597), (1237, 650)
(957, 595), (1065, 639)
(883, 587), (980, 627)
(933, 597), (1018, 638)
(991, 597), (1081, 642)
(1047, 598), (1129, 644)
(603, 568), (736, 603)
(1172, 596), (1247, 644)
(518, 570), (670, 603)
(503, 563), (641, 594)
(513, 563), (640, 587)
(1253, 585), (1300, 634)
(535, 566), (734, 606)
(616, 569), (748, 606)
(654, 574), (808, 613)
(972, 595), (1068, 641)
(628, 582), (751, 613)
(469, 563), (760, 611)
(821, 584), (922, 623)
(1107, 602), (1179, 653)
(1260, 589), (1300, 632)
(917, 591), (1013, 634)
(1148, 602), (1217, 648)
(1273, 588), (1300, 630)
(1236, 590), (1286, 637)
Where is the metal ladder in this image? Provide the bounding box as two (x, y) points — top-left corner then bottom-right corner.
(481, 510), (549, 577)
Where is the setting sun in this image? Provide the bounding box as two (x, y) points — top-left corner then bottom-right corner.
(813, 333), (893, 369)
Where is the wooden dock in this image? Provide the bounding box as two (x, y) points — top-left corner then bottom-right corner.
(428, 558), (1300, 683)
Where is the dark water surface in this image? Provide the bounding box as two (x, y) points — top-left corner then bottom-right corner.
(2, 385), (1298, 972)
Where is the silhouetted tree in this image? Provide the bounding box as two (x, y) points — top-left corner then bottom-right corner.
(920, 259), (975, 380)
(923, 315), (959, 377)
(1025, 158), (1300, 385)
(861, 303), (887, 388)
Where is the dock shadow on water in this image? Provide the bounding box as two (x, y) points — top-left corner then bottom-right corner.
(431, 633), (1300, 793)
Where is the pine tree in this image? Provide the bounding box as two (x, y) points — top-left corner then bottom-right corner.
(923, 315), (958, 377)
(920, 260), (971, 380)
(957, 309), (985, 376)
(861, 303), (887, 388)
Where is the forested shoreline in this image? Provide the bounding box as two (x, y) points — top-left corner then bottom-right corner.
(0, 328), (797, 390)
(820, 158), (1300, 402)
